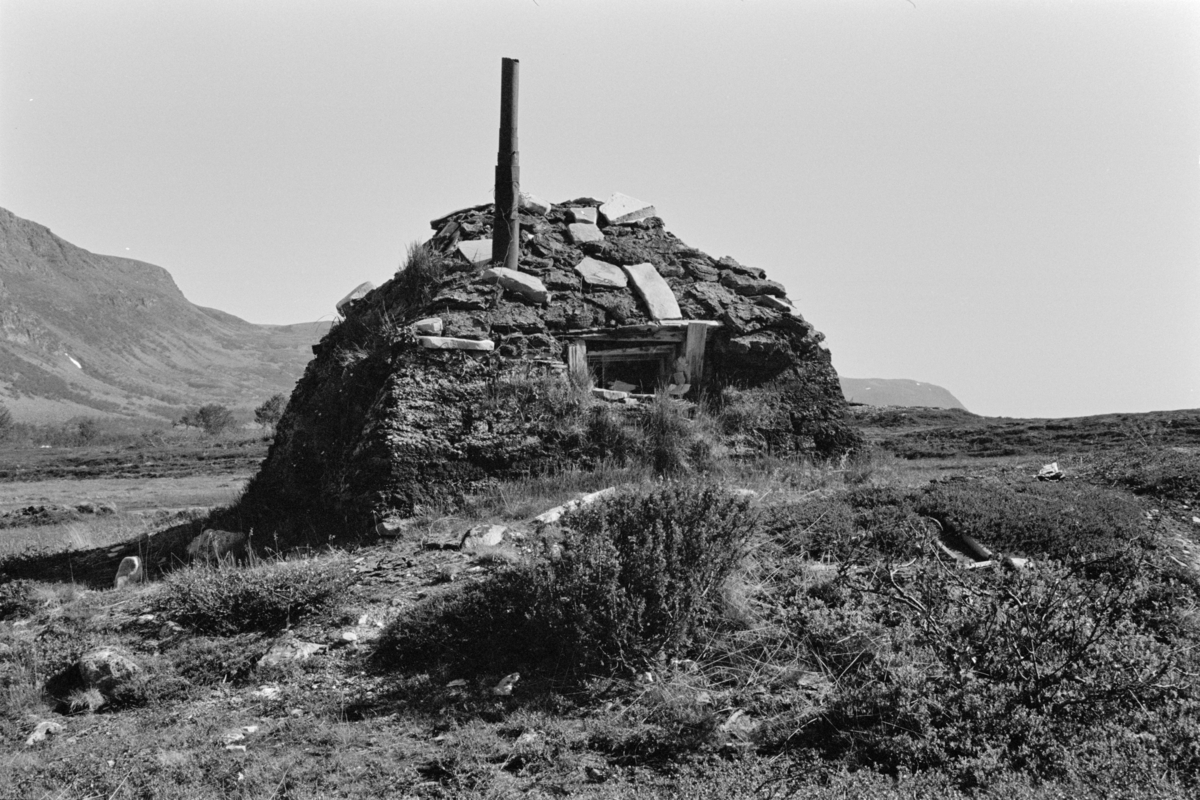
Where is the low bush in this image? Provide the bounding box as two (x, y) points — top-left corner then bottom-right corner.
(156, 558), (347, 635)
(377, 483), (759, 679)
(0, 579), (38, 620)
(536, 482), (755, 674)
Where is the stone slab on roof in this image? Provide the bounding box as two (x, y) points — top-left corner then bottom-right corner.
(574, 257), (628, 289)
(600, 193), (656, 226)
(621, 262), (681, 321)
(456, 240), (493, 266)
(336, 282), (375, 315)
(567, 223), (605, 244)
(481, 267), (550, 305)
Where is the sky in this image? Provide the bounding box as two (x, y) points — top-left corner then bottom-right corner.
(1, 0), (1198, 418)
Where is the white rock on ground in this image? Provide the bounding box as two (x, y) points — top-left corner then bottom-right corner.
(519, 192), (551, 215)
(534, 487), (619, 525)
(336, 281), (375, 315)
(599, 192), (656, 225)
(25, 720), (64, 747)
(567, 223), (604, 244)
(574, 256), (628, 289)
(456, 240), (494, 266)
(418, 336), (496, 352)
(260, 638), (326, 667)
(481, 267), (550, 304)
(460, 524), (506, 549)
(621, 262), (682, 320)
(114, 555), (143, 589)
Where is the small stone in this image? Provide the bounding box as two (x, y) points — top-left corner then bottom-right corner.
(114, 556), (143, 589)
(599, 192), (656, 226)
(567, 223), (605, 244)
(493, 672), (520, 696)
(338, 631), (359, 644)
(225, 745), (248, 754)
(25, 720), (63, 747)
(568, 207), (598, 225)
(417, 336), (496, 352)
(252, 685), (281, 700)
(574, 256), (628, 289)
(414, 317), (443, 335)
(591, 388), (629, 402)
(375, 519), (410, 537)
(456, 240), (494, 266)
(461, 524), (506, 550)
(260, 638), (325, 667)
(756, 295), (801, 315)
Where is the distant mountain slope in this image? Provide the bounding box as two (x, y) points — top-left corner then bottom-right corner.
(0, 206), (330, 422)
(840, 377), (967, 411)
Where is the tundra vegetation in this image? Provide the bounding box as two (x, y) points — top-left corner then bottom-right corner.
(0, 401), (1198, 798)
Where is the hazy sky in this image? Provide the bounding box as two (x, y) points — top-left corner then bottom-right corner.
(2, 0), (1198, 418)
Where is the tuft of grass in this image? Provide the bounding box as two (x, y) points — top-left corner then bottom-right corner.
(155, 557), (348, 635)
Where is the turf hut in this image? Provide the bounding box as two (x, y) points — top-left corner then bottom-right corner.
(239, 192), (857, 537)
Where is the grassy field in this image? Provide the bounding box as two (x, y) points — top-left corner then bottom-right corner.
(1, 409), (1198, 798)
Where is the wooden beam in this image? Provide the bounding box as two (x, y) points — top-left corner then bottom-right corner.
(567, 341), (586, 377)
(685, 321), (708, 385)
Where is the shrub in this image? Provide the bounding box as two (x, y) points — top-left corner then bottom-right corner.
(640, 392), (720, 476)
(156, 558), (347, 635)
(0, 579), (38, 620)
(178, 403), (237, 436)
(532, 483), (756, 674)
(376, 483), (759, 680)
(389, 241), (448, 320)
(254, 394), (286, 430)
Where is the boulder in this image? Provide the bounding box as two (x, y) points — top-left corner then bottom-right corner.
(568, 207), (598, 225)
(519, 192), (551, 215)
(574, 256), (629, 289)
(481, 267), (550, 305)
(456, 240), (494, 267)
(336, 282), (375, 316)
(113, 556), (143, 589)
(187, 529), (248, 565)
(418, 336), (496, 352)
(621, 262), (682, 321)
(78, 647), (141, 695)
(567, 222), (604, 244)
(599, 193), (656, 226)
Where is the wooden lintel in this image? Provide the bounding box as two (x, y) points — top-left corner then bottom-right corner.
(586, 345), (676, 360)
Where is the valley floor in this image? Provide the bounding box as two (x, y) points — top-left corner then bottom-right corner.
(2, 410), (1199, 798)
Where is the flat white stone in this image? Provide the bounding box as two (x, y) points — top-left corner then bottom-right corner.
(336, 281), (375, 315)
(591, 388), (629, 402)
(519, 192), (551, 215)
(414, 317), (443, 335)
(481, 267), (550, 304)
(568, 207), (598, 224)
(456, 239), (494, 266)
(621, 262), (682, 320)
(599, 192), (656, 226)
(574, 257), (628, 289)
(567, 222), (604, 243)
(418, 336), (495, 352)
(756, 295), (803, 316)
(533, 487), (619, 525)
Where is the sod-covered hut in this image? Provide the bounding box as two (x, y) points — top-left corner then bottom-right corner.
(239, 194), (857, 536)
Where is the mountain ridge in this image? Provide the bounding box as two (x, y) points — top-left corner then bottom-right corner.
(0, 206), (329, 422)
(840, 376), (967, 410)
